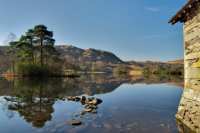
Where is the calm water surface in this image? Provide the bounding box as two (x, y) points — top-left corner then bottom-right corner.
(0, 75), (183, 133)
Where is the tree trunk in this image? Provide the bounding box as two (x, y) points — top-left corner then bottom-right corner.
(12, 60), (15, 74)
(40, 38), (43, 67)
(31, 39), (34, 64)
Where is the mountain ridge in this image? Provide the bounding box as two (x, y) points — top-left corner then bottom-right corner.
(55, 45), (124, 64)
(0, 45), (183, 74)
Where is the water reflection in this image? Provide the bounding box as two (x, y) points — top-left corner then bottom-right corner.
(0, 74), (183, 132)
(1, 78), (64, 128)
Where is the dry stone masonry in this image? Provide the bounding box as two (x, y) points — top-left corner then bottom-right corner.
(170, 0), (200, 132)
(176, 84), (200, 132)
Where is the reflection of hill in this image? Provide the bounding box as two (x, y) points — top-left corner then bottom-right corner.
(61, 74), (184, 96)
(61, 75), (129, 96)
(0, 75), (183, 97)
(129, 75), (183, 88)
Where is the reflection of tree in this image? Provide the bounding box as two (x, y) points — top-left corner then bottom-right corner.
(7, 96), (54, 128)
(4, 78), (65, 128)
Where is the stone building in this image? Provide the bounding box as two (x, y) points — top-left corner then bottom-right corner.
(169, 0), (200, 132)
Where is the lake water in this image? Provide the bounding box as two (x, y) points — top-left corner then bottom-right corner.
(0, 75), (183, 133)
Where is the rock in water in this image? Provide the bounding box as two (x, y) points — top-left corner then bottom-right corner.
(84, 108), (93, 112)
(67, 96), (73, 100)
(75, 97), (81, 101)
(81, 96), (86, 104)
(90, 98), (103, 105)
(96, 98), (103, 104)
(67, 96), (76, 101)
(81, 96), (86, 101)
(68, 120), (82, 126)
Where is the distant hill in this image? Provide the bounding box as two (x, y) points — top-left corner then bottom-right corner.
(0, 45), (124, 73)
(167, 59), (184, 64)
(127, 60), (184, 76)
(55, 45), (123, 64)
(126, 59), (184, 67)
(0, 45), (183, 75)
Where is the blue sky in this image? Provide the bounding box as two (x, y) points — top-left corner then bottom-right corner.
(0, 0), (187, 61)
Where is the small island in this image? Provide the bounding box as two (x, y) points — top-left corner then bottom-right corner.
(4, 25), (65, 77)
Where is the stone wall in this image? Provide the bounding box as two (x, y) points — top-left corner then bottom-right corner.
(184, 3), (200, 79)
(176, 4), (200, 133)
(176, 81), (200, 132)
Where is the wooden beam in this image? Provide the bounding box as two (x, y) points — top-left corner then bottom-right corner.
(169, 0), (200, 24)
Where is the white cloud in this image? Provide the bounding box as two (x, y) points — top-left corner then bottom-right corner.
(144, 7), (160, 12)
(3, 33), (17, 45)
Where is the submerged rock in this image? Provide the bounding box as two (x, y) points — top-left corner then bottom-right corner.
(91, 109), (97, 114)
(68, 120), (82, 126)
(80, 111), (86, 115)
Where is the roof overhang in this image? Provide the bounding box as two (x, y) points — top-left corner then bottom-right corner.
(169, 0), (200, 25)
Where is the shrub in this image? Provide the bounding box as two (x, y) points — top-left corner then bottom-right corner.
(113, 65), (129, 76)
(16, 63), (60, 77)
